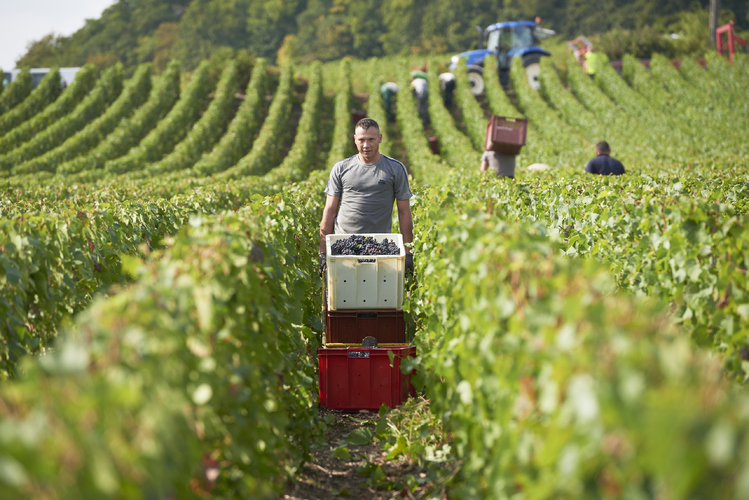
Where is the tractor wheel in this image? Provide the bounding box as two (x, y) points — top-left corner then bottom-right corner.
(523, 53), (542, 90)
(466, 65), (485, 95)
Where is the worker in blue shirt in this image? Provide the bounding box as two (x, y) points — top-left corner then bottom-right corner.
(585, 141), (625, 175)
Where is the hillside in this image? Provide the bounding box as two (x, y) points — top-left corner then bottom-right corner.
(14, 0), (749, 73)
(0, 47), (748, 497)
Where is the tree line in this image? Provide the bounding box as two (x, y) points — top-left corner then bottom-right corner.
(13, 0), (749, 73)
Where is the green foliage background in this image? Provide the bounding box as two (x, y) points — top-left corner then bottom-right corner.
(13, 0), (749, 73)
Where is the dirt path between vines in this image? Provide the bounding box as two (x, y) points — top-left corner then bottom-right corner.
(282, 405), (443, 500)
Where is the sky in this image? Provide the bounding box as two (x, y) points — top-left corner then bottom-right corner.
(0, 0), (116, 70)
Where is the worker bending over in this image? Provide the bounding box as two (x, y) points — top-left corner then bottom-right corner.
(585, 141), (625, 175)
(319, 118), (414, 276)
(380, 82), (399, 122)
(411, 77), (429, 125)
(481, 149), (515, 179)
(438, 72), (456, 108)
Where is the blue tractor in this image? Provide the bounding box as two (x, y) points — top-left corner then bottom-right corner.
(449, 21), (555, 94)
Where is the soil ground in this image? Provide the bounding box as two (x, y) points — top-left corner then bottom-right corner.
(283, 403), (445, 500)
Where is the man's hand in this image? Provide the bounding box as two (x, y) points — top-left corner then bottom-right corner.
(405, 253), (414, 276)
(319, 252), (327, 278)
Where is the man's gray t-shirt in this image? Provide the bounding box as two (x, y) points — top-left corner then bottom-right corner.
(324, 154), (412, 234)
(481, 150), (516, 178)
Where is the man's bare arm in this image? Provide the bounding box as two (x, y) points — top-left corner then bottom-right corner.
(396, 199), (414, 254)
(480, 159), (489, 172)
(320, 195), (340, 252)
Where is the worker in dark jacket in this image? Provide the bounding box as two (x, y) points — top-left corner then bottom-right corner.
(585, 141), (625, 175)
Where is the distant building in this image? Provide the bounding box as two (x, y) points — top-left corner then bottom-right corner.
(2, 67), (81, 88)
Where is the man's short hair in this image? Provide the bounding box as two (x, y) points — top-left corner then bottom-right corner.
(355, 118), (379, 132)
(594, 141), (611, 154)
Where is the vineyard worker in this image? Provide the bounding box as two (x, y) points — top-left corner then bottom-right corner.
(411, 77), (429, 125)
(584, 46), (601, 78)
(380, 82), (400, 122)
(319, 117), (414, 276)
(481, 149), (515, 179)
(585, 141), (625, 175)
(438, 72), (456, 108)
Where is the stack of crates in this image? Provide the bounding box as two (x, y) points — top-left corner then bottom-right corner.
(318, 234), (416, 411)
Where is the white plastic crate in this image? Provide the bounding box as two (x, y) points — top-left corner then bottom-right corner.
(326, 234), (405, 310)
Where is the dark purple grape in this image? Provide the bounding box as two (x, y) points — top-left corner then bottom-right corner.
(331, 235), (401, 256)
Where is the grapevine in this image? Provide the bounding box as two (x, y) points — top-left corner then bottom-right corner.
(0, 68), (61, 135)
(0, 51), (748, 499)
(0, 65), (123, 172)
(0, 66), (97, 158)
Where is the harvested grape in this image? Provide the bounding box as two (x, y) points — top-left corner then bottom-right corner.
(330, 235), (400, 256)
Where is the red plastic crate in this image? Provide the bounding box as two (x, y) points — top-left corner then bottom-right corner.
(485, 115), (528, 155)
(318, 346), (417, 411)
(326, 309), (406, 345)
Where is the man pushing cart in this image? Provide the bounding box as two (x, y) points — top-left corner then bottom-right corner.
(316, 117), (417, 411)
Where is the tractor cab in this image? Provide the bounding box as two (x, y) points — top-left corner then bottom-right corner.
(487, 22), (536, 55)
(450, 20), (554, 94)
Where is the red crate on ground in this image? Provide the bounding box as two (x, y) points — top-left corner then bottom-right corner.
(318, 346), (417, 411)
(428, 136), (440, 154)
(326, 309), (406, 345)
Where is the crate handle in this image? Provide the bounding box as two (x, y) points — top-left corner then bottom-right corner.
(357, 313), (377, 318)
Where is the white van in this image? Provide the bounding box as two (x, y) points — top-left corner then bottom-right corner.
(2, 67), (81, 89)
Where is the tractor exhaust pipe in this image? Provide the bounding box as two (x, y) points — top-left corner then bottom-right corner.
(475, 26), (484, 49)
